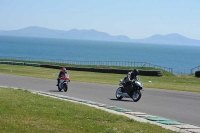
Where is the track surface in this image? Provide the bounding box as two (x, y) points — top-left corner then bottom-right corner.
(0, 73), (200, 127)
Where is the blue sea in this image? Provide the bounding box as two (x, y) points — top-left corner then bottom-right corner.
(0, 36), (200, 74)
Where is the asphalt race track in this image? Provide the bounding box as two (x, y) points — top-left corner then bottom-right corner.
(0, 73), (200, 127)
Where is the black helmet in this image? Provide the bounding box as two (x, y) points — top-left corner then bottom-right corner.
(132, 69), (139, 76)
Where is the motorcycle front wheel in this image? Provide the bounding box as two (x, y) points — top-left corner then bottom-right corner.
(64, 84), (68, 92)
(116, 87), (123, 100)
(132, 90), (141, 102)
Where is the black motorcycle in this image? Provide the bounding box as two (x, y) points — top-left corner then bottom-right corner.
(116, 77), (143, 102)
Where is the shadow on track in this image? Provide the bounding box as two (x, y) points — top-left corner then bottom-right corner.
(48, 90), (63, 92)
(110, 98), (133, 102)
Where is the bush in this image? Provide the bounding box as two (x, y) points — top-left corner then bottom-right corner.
(195, 71), (200, 77)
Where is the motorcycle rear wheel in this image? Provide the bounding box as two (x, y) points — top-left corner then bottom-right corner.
(132, 90), (141, 102)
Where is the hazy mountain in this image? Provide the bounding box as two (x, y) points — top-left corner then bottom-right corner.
(0, 26), (200, 45)
(132, 33), (200, 45)
(0, 26), (130, 42)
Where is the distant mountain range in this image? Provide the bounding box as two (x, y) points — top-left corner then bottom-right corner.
(131, 34), (200, 45)
(0, 26), (200, 45)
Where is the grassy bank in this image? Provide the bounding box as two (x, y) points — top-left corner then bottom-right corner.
(0, 88), (177, 133)
(0, 64), (199, 93)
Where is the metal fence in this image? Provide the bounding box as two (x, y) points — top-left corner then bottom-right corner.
(172, 69), (189, 75)
(0, 56), (176, 74)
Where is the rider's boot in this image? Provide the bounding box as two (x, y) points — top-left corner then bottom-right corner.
(56, 79), (59, 86)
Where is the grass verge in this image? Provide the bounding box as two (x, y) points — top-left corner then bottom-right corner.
(0, 88), (177, 133)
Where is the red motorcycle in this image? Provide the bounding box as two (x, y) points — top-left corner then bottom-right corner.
(58, 73), (70, 92)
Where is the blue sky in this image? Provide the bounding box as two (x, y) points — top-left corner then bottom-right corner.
(0, 0), (200, 39)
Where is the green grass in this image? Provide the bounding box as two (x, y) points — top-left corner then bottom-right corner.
(0, 88), (177, 133)
(0, 59), (173, 74)
(0, 64), (200, 93)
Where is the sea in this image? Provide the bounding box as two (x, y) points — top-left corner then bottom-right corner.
(0, 36), (200, 74)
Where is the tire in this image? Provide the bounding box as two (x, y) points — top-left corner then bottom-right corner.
(64, 84), (68, 92)
(132, 90), (142, 102)
(116, 87), (123, 100)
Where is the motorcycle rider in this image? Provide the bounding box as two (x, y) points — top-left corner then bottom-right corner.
(56, 67), (68, 86)
(123, 69), (139, 92)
